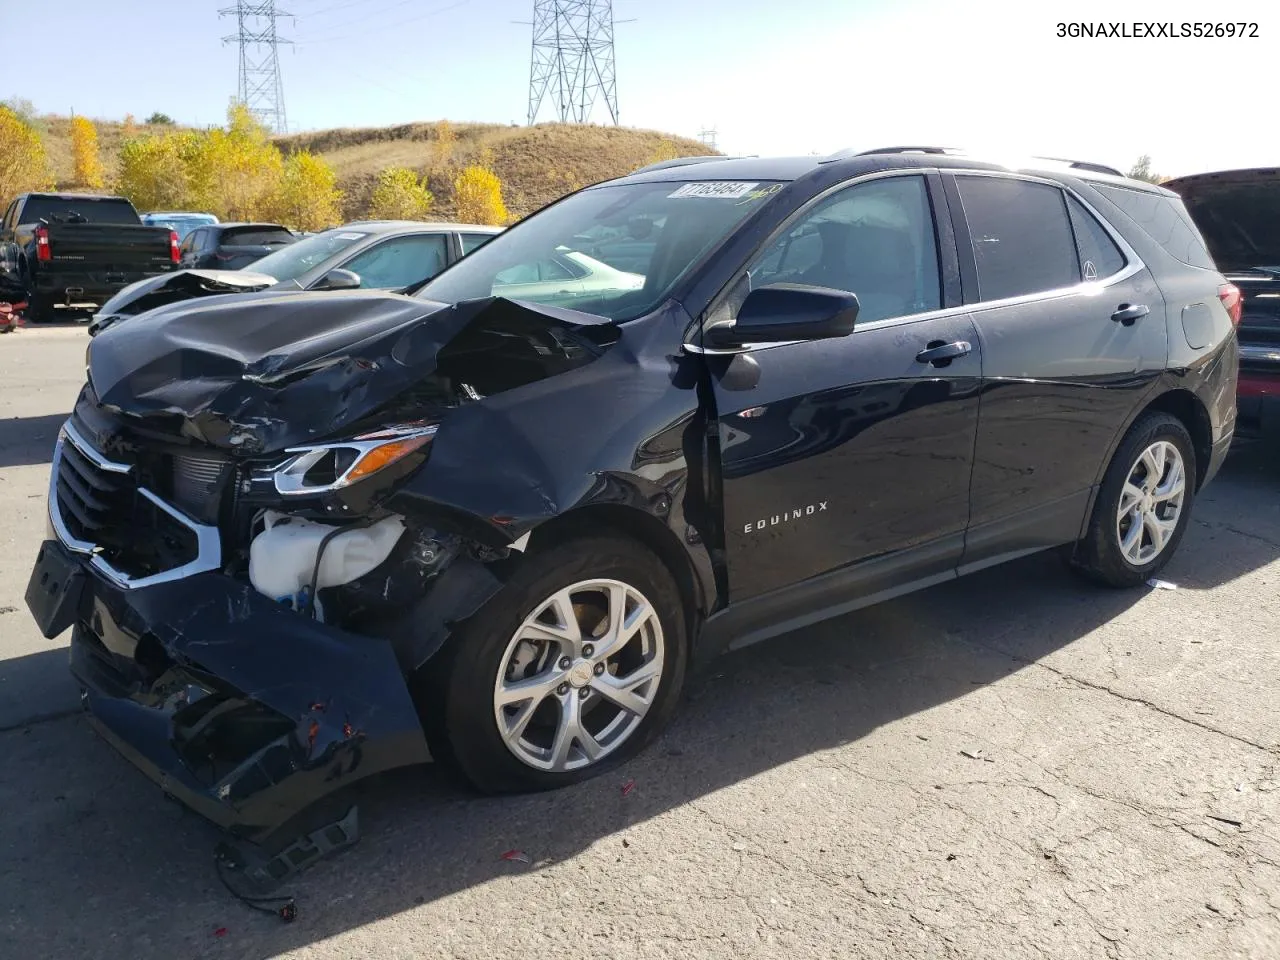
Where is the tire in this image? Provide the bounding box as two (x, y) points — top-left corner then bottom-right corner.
(420, 534), (689, 794)
(22, 295), (52, 324)
(1070, 411), (1197, 588)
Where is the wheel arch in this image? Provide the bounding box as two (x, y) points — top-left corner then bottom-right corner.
(1142, 388), (1212, 490)
(527, 503), (710, 643)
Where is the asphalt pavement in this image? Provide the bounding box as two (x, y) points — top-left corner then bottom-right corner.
(2, 325), (1278, 959)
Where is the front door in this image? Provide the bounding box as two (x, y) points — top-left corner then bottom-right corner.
(944, 172), (1168, 570)
(705, 173), (982, 604)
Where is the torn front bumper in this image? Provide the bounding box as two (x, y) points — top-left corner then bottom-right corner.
(26, 538), (431, 843)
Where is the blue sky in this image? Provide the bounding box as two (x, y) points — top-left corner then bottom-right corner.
(2, 0), (1274, 177)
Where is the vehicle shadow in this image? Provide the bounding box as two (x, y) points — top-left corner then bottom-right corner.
(0, 412), (68, 468)
(1, 442), (1276, 959)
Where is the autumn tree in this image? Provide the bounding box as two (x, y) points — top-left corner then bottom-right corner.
(369, 167), (434, 220)
(1128, 155), (1162, 184)
(269, 150), (343, 231)
(0, 106), (53, 202)
(123, 114), (138, 137)
(453, 164), (509, 225)
(433, 120), (456, 170)
(195, 103), (282, 220)
(70, 116), (106, 188)
(116, 133), (192, 211)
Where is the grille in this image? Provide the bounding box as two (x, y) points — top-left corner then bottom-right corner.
(55, 438), (136, 544)
(171, 454), (228, 518)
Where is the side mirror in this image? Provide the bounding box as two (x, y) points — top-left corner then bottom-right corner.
(313, 268), (361, 291)
(704, 284), (859, 350)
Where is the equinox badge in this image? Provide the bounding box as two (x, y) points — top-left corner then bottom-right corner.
(743, 501), (828, 534)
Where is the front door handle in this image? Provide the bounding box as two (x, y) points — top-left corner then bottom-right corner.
(1111, 303), (1149, 325)
(915, 340), (972, 366)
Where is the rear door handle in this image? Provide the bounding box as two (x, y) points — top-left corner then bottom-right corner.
(915, 340), (972, 366)
(1111, 303), (1149, 325)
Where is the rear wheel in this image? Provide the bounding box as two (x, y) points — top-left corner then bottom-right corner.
(22, 295), (53, 324)
(422, 534), (688, 793)
(1070, 412), (1196, 588)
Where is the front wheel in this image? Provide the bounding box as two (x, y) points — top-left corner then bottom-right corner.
(421, 534), (688, 794)
(1070, 411), (1196, 588)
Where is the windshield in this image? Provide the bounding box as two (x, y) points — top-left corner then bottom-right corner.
(416, 179), (785, 320)
(249, 228), (369, 282)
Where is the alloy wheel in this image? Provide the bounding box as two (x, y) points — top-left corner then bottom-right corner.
(493, 578), (665, 772)
(1115, 439), (1186, 566)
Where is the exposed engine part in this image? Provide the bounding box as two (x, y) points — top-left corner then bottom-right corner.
(249, 511), (407, 618)
(318, 524), (460, 629)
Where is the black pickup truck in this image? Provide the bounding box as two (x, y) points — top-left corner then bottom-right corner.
(0, 193), (179, 322)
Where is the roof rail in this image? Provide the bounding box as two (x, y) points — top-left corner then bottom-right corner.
(819, 145), (963, 164)
(630, 155), (729, 175)
(1029, 156), (1125, 177)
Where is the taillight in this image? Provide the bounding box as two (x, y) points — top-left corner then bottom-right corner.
(169, 229), (181, 263)
(34, 226), (51, 262)
(1218, 282), (1243, 327)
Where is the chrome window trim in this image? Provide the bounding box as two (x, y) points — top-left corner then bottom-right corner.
(49, 421), (222, 590)
(686, 168), (1149, 356)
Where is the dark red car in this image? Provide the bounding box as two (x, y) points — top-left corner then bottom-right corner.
(1166, 167), (1280, 439)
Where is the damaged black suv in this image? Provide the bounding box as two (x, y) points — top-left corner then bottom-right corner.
(27, 148), (1238, 852)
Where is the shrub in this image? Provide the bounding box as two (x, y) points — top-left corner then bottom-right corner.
(453, 165), (509, 225)
(368, 166), (434, 220)
(116, 132), (191, 211)
(146, 112), (174, 125)
(269, 150), (343, 231)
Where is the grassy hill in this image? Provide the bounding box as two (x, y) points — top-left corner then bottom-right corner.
(36, 116), (717, 221)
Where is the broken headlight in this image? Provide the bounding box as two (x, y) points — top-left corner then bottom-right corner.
(256, 423), (438, 497)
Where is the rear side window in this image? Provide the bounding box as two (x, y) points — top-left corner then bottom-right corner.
(220, 227), (294, 247)
(1092, 184), (1216, 270)
(955, 176), (1079, 301)
(1065, 196), (1126, 281)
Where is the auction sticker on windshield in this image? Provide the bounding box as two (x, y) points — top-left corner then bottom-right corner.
(668, 182), (759, 199)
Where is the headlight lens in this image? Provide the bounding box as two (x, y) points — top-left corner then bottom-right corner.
(266, 423), (438, 496)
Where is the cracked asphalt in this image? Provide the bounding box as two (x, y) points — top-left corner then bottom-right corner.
(2, 325), (1278, 959)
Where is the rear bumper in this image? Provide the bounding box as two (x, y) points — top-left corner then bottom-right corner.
(33, 269), (173, 306)
(30, 541), (431, 843)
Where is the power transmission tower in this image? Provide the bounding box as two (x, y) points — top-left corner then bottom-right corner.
(527, 1), (619, 126)
(220, 1), (292, 133)
(698, 126), (718, 151)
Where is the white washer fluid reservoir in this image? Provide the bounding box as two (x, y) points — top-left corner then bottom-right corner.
(249, 511), (407, 610)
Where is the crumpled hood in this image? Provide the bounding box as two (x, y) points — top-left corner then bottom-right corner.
(96, 268), (278, 317)
(1164, 167), (1280, 273)
(85, 288), (615, 454)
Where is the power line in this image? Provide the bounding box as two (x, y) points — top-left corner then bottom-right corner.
(294, 0), (467, 45)
(220, 1), (292, 134)
(527, 1), (620, 126)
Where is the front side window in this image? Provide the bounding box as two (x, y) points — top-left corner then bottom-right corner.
(956, 176), (1079, 301)
(340, 234), (448, 289)
(416, 179), (784, 320)
(1066, 196), (1126, 281)
(742, 174), (942, 324)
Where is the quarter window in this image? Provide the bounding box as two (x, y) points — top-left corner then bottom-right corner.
(744, 174), (942, 324)
(1065, 196), (1126, 281)
(955, 176), (1079, 301)
(460, 233), (495, 254)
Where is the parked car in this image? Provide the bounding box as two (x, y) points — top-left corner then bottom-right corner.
(1164, 167), (1280, 439)
(26, 149), (1237, 874)
(86, 220), (503, 336)
(0, 193), (178, 322)
(140, 211), (219, 242)
(178, 222), (296, 270)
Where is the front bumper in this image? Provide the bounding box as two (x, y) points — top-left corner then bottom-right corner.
(27, 538), (431, 843)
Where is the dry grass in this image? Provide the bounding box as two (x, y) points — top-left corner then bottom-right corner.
(37, 116), (715, 218)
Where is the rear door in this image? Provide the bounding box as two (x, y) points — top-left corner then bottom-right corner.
(706, 172), (982, 603)
(944, 172), (1168, 571)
